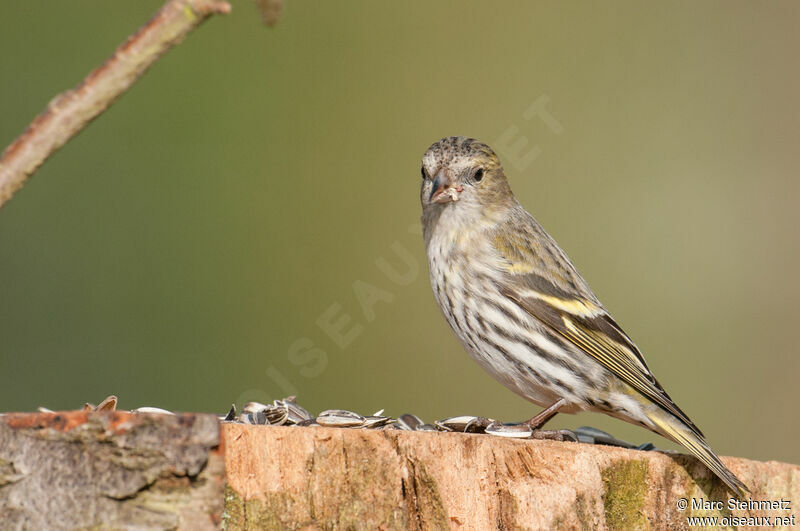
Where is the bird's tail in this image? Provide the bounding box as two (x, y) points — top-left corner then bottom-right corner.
(646, 408), (749, 498)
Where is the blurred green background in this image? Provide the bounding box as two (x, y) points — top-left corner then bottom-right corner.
(1, 1), (798, 465)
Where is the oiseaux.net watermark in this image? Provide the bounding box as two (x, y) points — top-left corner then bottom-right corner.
(237, 95), (565, 405)
(677, 497), (795, 528)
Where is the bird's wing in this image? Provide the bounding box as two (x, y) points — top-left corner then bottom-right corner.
(491, 217), (702, 436)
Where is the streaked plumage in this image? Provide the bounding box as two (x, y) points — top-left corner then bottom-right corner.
(419, 136), (747, 496)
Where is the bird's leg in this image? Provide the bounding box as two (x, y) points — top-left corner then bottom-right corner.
(524, 398), (566, 429)
(524, 398), (577, 441)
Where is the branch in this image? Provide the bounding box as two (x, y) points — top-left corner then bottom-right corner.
(0, 0), (231, 208)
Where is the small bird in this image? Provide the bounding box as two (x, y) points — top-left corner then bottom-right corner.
(419, 136), (748, 496)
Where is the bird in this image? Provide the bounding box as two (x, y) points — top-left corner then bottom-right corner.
(419, 136), (748, 496)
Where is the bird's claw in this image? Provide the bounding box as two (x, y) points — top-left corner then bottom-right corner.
(530, 429), (578, 442)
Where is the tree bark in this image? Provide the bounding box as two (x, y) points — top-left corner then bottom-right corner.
(222, 423), (799, 530)
(0, 411), (223, 529)
(1, 411), (797, 529)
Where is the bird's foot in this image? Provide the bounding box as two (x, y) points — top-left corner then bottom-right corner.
(530, 429), (578, 442)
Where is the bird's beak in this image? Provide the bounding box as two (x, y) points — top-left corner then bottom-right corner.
(430, 172), (462, 204)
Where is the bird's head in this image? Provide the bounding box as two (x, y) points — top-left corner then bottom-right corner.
(420, 137), (515, 231)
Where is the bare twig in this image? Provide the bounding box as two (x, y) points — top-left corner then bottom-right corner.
(0, 0), (231, 208)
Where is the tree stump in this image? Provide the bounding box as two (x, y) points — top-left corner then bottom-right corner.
(1, 411), (797, 529)
(221, 423), (799, 529)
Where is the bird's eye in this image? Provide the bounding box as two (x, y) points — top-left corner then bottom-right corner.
(421, 166), (426, 180)
(474, 168), (484, 182)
